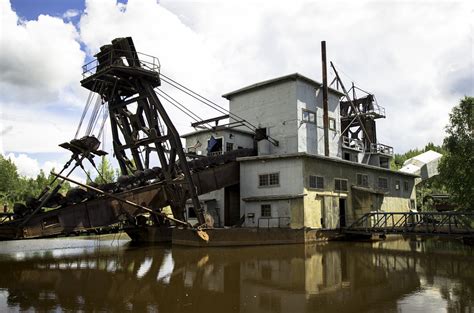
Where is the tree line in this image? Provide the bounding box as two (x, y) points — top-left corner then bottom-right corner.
(0, 156), (117, 211)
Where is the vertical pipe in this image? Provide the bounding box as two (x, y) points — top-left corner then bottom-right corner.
(321, 41), (330, 157)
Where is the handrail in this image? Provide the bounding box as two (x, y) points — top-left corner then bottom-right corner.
(346, 211), (474, 235)
(369, 143), (393, 156)
(341, 136), (364, 152)
(82, 49), (161, 78)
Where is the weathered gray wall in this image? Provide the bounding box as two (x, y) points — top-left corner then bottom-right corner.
(296, 80), (342, 158)
(240, 157), (304, 227)
(229, 80), (298, 155)
(239, 155), (416, 229)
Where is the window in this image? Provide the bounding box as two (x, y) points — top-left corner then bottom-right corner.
(394, 180), (400, 190)
(269, 173), (279, 186)
(378, 177), (389, 189)
(356, 174), (369, 187)
(302, 109), (316, 123)
(207, 137), (222, 155)
(261, 204), (271, 217)
(259, 173), (279, 187)
(380, 157), (390, 169)
(309, 175), (324, 189)
(226, 142), (233, 152)
(188, 207), (197, 218)
(335, 179), (348, 192)
(329, 118), (336, 130)
(404, 181), (410, 192)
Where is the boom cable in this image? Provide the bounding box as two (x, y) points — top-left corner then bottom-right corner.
(156, 88), (206, 124)
(155, 88), (212, 129)
(159, 74), (258, 132)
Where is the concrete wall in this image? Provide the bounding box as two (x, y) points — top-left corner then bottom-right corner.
(296, 81), (342, 158)
(302, 157), (416, 227)
(229, 80), (342, 158)
(228, 78), (343, 159)
(240, 158), (304, 227)
(229, 80), (297, 155)
(239, 155), (416, 229)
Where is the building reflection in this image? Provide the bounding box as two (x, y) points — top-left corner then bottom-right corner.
(0, 239), (473, 312)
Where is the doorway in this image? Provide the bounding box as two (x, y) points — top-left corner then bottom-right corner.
(339, 198), (347, 228)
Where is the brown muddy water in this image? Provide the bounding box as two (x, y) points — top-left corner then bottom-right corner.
(0, 235), (473, 313)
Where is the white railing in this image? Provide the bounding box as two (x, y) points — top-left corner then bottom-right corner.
(370, 143), (393, 156)
(342, 136), (364, 152)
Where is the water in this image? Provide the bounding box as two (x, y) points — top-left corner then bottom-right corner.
(0, 235), (473, 312)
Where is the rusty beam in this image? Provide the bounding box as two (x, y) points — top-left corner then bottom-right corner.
(51, 172), (190, 227)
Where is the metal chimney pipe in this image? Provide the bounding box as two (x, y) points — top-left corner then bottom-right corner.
(321, 41), (330, 157)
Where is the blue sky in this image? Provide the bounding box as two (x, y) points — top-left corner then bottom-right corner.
(11, 0), (85, 20)
(1, 0), (472, 180)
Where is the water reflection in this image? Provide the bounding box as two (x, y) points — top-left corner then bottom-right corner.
(0, 238), (473, 312)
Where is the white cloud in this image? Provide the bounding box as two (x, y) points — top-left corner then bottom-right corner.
(0, 0), (86, 106)
(158, 0), (473, 152)
(63, 9), (80, 19)
(5, 152), (86, 184)
(1, 0), (472, 162)
(4, 153), (40, 177)
(1, 105), (82, 153)
(3, 152), (65, 179)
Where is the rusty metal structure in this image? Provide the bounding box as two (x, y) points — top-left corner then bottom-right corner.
(330, 63), (393, 165)
(0, 37), (257, 241)
(346, 211), (474, 239)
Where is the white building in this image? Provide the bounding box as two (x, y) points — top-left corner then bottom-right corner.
(183, 73), (417, 229)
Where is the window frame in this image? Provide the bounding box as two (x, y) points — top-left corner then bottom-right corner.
(261, 204), (272, 218)
(334, 178), (348, 192)
(302, 109), (316, 124)
(258, 172), (280, 188)
(394, 180), (401, 190)
(378, 177), (389, 189)
(329, 117), (337, 130)
(309, 175), (324, 189)
(356, 173), (369, 187)
(404, 181), (410, 192)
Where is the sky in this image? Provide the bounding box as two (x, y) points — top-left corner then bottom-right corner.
(0, 0), (472, 181)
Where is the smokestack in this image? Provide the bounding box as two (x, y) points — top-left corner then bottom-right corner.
(321, 41), (330, 157)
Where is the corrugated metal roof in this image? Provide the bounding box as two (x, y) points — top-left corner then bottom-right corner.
(409, 150), (443, 165)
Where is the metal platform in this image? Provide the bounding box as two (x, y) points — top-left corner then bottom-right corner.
(345, 211), (474, 238)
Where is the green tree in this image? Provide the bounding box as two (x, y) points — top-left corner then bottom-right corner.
(46, 170), (71, 195)
(438, 97), (474, 210)
(94, 156), (116, 184)
(0, 155), (20, 209)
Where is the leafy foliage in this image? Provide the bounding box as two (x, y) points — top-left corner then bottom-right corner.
(438, 97), (474, 210)
(0, 156), (69, 211)
(390, 143), (447, 210)
(92, 156), (116, 184)
(391, 143), (446, 170)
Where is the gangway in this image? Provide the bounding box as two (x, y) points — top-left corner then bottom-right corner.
(345, 211), (474, 239)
